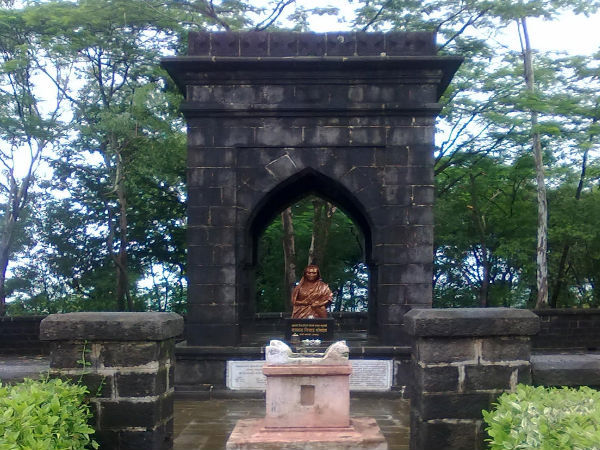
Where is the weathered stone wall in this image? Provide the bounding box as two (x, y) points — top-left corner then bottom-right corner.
(40, 312), (183, 450)
(532, 308), (600, 351)
(0, 315), (48, 355)
(405, 308), (540, 450)
(162, 31), (462, 347)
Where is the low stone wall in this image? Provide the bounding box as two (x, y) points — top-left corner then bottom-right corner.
(405, 308), (540, 450)
(0, 315), (48, 355)
(532, 308), (600, 351)
(531, 353), (600, 389)
(40, 312), (183, 450)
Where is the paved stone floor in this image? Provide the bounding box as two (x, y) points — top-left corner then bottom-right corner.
(173, 397), (410, 450)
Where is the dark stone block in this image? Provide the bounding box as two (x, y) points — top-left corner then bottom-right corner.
(416, 337), (476, 364)
(100, 399), (161, 429)
(161, 391), (174, 419)
(185, 284), (236, 304)
(531, 354), (600, 387)
(185, 323), (240, 346)
(79, 373), (113, 398)
(417, 392), (494, 420)
(119, 427), (172, 450)
(385, 31), (436, 55)
(356, 32), (385, 56)
(407, 206), (434, 225)
(94, 430), (120, 450)
(174, 358), (227, 387)
(404, 308), (541, 337)
(416, 365), (459, 392)
(116, 370), (167, 397)
(378, 304), (411, 324)
(378, 324), (410, 345)
(404, 283), (433, 305)
(298, 33), (326, 56)
(188, 32), (210, 56)
(264, 154), (300, 181)
(303, 126), (349, 146)
(101, 342), (160, 367)
(326, 32), (356, 56)
(349, 127), (386, 146)
(188, 148), (235, 168)
(48, 341), (88, 369)
(412, 411), (480, 450)
(211, 32), (239, 56)
(378, 185), (411, 205)
(412, 185), (435, 205)
(481, 337), (531, 362)
(408, 143), (435, 166)
(186, 265), (236, 285)
(240, 32), (269, 56)
(187, 226), (236, 247)
(269, 32), (298, 56)
(208, 206), (236, 226)
(40, 313), (183, 342)
(377, 284), (406, 305)
(186, 304), (237, 323)
(213, 126), (254, 147)
(464, 365), (515, 391)
(158, 339), (175, 364)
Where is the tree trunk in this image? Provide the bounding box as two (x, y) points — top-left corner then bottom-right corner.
(0, 217), (14, 316)
(520, 18), (549, 308)
(281, 207), (296, 313)
(308, 199), (337, 266)
(116, 176), (133, 311)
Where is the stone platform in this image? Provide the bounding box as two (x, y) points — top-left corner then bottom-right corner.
(227, 417), (387, 450)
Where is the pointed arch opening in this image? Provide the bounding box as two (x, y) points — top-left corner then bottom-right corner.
(244, 169), (375, 337)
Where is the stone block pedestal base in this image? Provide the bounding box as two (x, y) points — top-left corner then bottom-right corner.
(226, 417), (387, 450)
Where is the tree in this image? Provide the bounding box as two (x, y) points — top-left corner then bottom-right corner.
(0, 8), (68, 315)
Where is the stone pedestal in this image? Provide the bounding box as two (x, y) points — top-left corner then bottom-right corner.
(40, 312), (183, 450)
(226, 340), (387, 450)
(404, 308), (540, 450)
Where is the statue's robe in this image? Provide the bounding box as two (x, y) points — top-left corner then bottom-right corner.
(291, 279), (333, 319)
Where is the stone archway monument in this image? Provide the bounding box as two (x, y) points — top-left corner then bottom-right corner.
(162, 32), (461, 347)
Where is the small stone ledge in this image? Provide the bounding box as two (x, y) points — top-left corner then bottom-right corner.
(531, 353), (600, 387)
(40, 312), (184, 341)
(404, 308), (540, 337)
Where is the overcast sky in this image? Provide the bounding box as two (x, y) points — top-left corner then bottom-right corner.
(297, 2), (600, 56)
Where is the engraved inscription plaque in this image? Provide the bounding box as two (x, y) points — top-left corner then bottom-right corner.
(226, 359), (393, 391)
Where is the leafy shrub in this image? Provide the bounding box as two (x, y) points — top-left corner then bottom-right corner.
(0, 378), (98, 450)
(483, 384), (600, 450)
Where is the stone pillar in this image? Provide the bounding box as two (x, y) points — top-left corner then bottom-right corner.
(40, 312), (183, 450)
(404, 308), (539, 450)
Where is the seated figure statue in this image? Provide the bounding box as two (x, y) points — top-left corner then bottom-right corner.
(291, 265), (333, 319)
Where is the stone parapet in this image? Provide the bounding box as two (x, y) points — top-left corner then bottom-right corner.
(40, 312), (183, 450)
(404, 308), (539, 450)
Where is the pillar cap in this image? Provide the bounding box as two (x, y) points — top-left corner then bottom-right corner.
(40, 312), (184, 341)
(404, 308), (540, 337)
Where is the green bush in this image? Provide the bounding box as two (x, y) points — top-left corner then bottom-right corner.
(0, 378), (98, 450)
(483, 384), (600, 450)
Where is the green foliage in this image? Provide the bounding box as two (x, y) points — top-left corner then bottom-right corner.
(483, 384), (600, 450)
(0, 378), (98, 450)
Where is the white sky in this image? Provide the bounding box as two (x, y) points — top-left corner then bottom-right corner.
(297, 1), (600, 56)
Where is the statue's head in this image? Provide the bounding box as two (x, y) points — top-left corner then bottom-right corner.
(304, 265), (320, 281)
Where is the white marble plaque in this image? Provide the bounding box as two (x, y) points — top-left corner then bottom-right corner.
(226, 359), (393, 391)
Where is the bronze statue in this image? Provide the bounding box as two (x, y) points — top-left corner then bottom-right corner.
(291, 265), (333, 319)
